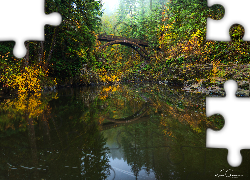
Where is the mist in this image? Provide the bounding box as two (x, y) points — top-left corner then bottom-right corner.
(102, 0), (120, 15)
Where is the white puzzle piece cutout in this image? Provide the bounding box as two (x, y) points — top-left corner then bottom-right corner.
(206, 80), (250, 167)
(207, 0), (250, 41)
(0, 0), (61, 58)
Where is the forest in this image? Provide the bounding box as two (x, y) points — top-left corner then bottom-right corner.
(0, 0), (249, 94)
(1, 1), (250, 178)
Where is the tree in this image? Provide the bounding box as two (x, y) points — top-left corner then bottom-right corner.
(0, 0), (103, 92)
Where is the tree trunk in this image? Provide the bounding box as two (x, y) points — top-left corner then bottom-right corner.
(46, 28), (57, 69)
(24, 42), (30, 67)
(38, 41), (44, 64)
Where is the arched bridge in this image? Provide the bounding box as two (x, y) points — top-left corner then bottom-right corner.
(97, 34), (150, 61)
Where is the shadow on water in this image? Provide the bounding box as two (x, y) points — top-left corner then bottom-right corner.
(0, 83), (249, 179)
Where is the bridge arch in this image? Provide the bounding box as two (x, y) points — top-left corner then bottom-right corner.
(99, 39), (149, 61)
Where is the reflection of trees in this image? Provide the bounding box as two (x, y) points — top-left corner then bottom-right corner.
(98, 85), (148, 121)
(0, 89), (111, 179)
(0, 92), (55, 179)
(97, 84), (209, 141)
(39, 89), (111, 179)
(99, 84), (220, 179)
(80, 123), (111, 179)
(0, 93), (52, 178)
(117, 119), (176, 179)
(0, 84), (237, 179)
(107, 114), (207, 179)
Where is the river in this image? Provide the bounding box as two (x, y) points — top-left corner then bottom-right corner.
(0, 83), (249, 179)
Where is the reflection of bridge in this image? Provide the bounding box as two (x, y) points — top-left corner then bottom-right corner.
(97, 34), (150, 61)
(101, 102), (150, 131)
(101, 116), (150, 131)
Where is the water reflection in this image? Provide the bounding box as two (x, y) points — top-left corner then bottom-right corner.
(0, 84), (249, 179)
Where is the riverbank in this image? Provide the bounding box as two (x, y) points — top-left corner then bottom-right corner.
(1, 63), (249, 97)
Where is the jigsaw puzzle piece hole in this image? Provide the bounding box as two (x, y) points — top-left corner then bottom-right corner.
(228, 148), (242, 167)
(229, 24), (245, 42)
(208, 4), (225, 20)
(44, 12), (62, 26)
(13, 41), (27, 59)
(224, 80), (238, 98)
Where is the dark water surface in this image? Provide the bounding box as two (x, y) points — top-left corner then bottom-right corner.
(0, 83), (249, 179)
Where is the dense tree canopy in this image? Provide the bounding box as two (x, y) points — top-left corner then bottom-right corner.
(0, 0), (249, 93)
(0, 0), (103, 93)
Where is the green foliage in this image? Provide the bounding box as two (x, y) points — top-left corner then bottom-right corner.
(46, 0), (103, 81)
(116, 0), (165, 48)
(0, 0), (103, 91)
(1, 0), (249, 91)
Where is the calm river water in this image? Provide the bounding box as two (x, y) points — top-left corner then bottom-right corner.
(0, 83), (249, 179)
